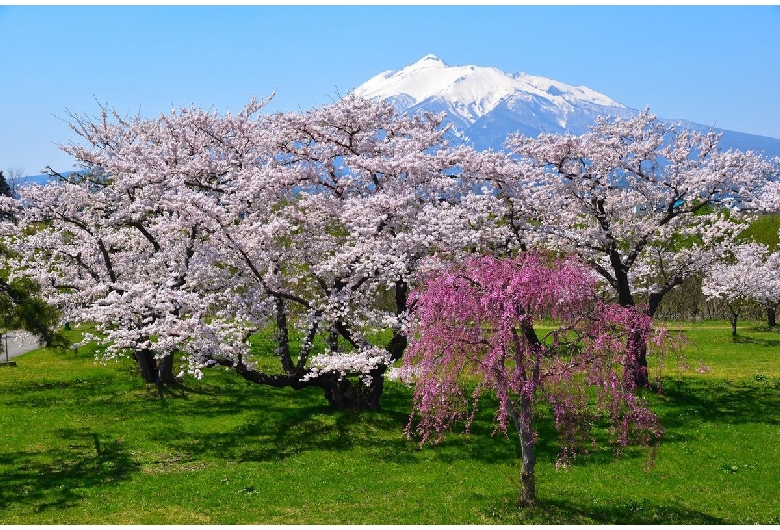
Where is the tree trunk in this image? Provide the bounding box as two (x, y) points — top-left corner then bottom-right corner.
(387, 279), (409, 362)
(629, 331), (649, 389)
(509, 395), (536, 507)
(156, 354), (176, 385)
(647, 292), (663, 319)
(133, 349), (177, 385)
(274, 296), (295, 374)
(321, 278), (409, 410)
(610, 252), (650, 386)
(327, 325), (340, 353)
(610, 250), (635, 308)
(225, 357), (386, 411)
(387, 331), (407, 362)
(360, 367), (385, 411)
(730, 311), (738, 337)
(646, 275), (683, 319)
(321, 369), (384, 411)
(766, 302), (777, 328)
(134, 349), (157, 383)
(216, 278), (409, 411)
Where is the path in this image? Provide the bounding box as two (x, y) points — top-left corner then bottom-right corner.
(1, 331), (43, 362)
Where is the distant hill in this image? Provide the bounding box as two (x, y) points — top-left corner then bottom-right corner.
(17, 174), (57, 186)
(353, 54), (780, 159)
(17, 170), (82, 187)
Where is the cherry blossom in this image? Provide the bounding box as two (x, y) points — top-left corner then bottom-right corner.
(9, 95), (486, 408)
(403, 252), (666, 506)
(703, 241), (780, 334)
(488, 109), (779, 384)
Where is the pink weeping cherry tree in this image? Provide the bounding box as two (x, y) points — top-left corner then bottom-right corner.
(399, 253), (667, 507)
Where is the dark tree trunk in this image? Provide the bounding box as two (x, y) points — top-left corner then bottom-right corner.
(634, 352), (649, 388)
(229, 359), (386, 411)
(611, 251), (635, 308)
(634, 342), (650, 387)
(214, 278), (411, 411)
(134, 349), (157, 383)
(321, 376), (352, 409)
(638, 278), (682, 388)
(133, 349), (176, 385)
(730, 310), (739, 337)
(766, 302), (777, 328)
(646, 274), (684, 319)
(274, 296), (295, 374)
(327, 325), (340, 353)
(323, 277), (409, 411)
(388, 279), (409, 361)
(611, 258), (650, 388)
(361, 368), (385, 410)
(387, 331), (407, 363)
(625, 329), (649, 389)
(647, 292), (663, 319)
(320, 369), (384, 411)
(156, 354), (176, 385)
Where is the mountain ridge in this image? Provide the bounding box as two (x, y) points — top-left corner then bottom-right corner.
(353, 54), (780, 158)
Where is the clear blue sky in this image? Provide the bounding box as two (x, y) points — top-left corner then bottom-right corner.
(2, 5), (779, 175)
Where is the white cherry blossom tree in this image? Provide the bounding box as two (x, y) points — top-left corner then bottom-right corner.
(10, 95), (487, 409)
(12, 163), (228, 384)
(487, 109), (779, 384)
(703, 241), (780, 334)
(197, 95), (487, 409)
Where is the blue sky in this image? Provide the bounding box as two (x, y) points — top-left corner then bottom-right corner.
(2, 5), (779, 175)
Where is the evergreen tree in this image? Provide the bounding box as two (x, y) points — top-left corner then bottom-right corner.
(0, 171), (13, 198)
(0, 170), (67, 352)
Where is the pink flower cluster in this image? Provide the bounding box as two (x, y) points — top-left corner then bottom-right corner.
(403, 253), (665, 468)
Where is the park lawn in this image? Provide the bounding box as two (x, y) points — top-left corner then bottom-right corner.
(0, 321), (778, 524)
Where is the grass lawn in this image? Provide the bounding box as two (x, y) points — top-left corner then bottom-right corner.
(0, 321), (779, 524)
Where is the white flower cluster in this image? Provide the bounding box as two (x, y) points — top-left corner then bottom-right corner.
(384, 365), (422, 385)
(302, 347), (392, 386)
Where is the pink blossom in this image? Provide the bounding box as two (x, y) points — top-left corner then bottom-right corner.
(403, 253), (666, 505)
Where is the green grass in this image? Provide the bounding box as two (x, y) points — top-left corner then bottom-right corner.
(1, 322), (779, 523)
(738, 212), (780, 250)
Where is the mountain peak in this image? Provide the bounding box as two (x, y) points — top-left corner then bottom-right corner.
(351, 56), (780, 159)
(410, 54), (448, 68)
(353, 56), (624, 125)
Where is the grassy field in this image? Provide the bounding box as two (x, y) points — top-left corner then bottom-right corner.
(1, 321), (779, 524)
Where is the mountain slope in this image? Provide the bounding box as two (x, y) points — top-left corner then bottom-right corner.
(353, 54), (780, 158)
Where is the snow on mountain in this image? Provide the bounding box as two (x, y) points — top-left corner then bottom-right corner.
(353, 54), (633, 147)
(356, 54), (622, 122)
(353, 54), (780, 158)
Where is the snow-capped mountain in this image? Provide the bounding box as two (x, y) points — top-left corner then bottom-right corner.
(353, 54), (780, 158)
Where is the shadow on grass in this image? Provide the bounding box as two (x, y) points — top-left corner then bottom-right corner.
(0, 427), (138, 514)
(1, 373), (141, 409)
(132, 374), (671, 474)
(744, 324), (780, 334)
(0, 359), (644, 472)
(656, 377), (780, 428)
(482, 496), (726, 524)
(730, 335), (780, 347)
(138, 382), (528, 468)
